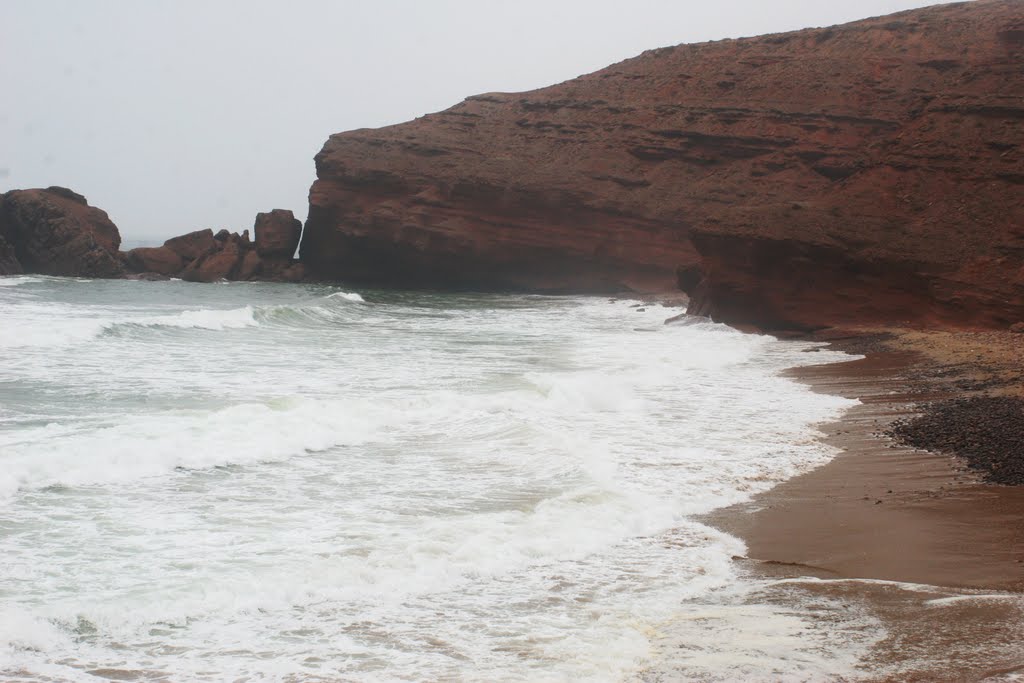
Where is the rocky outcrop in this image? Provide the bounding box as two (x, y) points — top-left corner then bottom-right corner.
(180, 230), (250, 282)
(303, 0), (1024, 328)
(255, 209), (302, 258)
(253, 209), (305, 281)
(0, 233), (21, 274)
(124, 215), (305, 282)
(0, 187), (125, 277)
(125, 245), (183, 276)
(165, 229), (218, 262)
(0, 188), (307, 284)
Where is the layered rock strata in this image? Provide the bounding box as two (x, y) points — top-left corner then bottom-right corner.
(304, 0), (1024, 328)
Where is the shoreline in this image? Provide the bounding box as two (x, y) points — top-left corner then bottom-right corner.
(709, 343), (1024, 591)
(703, 328), (1024, 679)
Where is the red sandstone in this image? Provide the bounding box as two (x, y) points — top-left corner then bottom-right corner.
(303, 0), (1024, 329)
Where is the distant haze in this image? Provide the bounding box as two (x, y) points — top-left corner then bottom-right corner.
(1, 0), (963, 241)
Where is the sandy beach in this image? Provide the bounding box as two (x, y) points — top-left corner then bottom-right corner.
(705, 329), (1024, 680)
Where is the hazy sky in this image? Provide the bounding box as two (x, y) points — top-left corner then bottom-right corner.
(1, 0), (961, 241)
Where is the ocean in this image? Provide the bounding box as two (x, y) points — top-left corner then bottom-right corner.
(1, 275), (880, 681)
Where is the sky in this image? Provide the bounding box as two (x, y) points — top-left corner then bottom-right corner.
(1, 0), (963, 242)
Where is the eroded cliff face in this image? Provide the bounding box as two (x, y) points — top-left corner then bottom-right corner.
(304, 0), (1024, 328)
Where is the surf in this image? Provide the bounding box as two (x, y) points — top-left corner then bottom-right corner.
(0, 277), (863, 681)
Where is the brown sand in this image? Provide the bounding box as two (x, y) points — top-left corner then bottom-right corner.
(710, 349), (1024, 591)
(703, 329), (1024, 680)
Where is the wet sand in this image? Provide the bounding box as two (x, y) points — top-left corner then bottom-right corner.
(711, 349), (1024, 590)
(705, 329), (1024, 680)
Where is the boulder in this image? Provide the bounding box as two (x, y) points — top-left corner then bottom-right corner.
(164, 229), (217, 262)
(125, 246), (183, 276)
(254, 209), (302, 258)
(125, 223), (307, 283)
(181, 235), (244, 282)
(235, 249), (263, 281)
(0, 187), (124, 277)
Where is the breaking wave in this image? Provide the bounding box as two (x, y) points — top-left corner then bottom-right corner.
(326, 291), (365, 302)
(0, 397), (383, 501)
(2, 278), (893, 682)
(0, 276), (42, 287)
(129, 305), (258, 330)
(0, 292), (370, 349)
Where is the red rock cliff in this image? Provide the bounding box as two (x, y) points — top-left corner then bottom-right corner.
(304, 0), (1024, 328)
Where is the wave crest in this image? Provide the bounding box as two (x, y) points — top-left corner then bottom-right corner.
(129, 306), (258, 330)
(0, 397), (384, 500)
(0, 276), (42, 287)
(326, 291), (365, 303)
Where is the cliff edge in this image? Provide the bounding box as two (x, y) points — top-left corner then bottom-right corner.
(304, 0), (1023, 329)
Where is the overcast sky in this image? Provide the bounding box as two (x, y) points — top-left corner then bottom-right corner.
(1, 0), (961, 242)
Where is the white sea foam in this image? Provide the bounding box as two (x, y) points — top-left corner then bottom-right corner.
(647, 599), (882, 682)
(0, 304), (259, 349)
(0, 275), (41, 286)
(0, 283), (882, 681)
(327, 290), (365, 302)
(0, 397), (382, 500)
(132, 304), (258, 329)
(925, 594), (1022, 607)
(0, 319), (103, 349)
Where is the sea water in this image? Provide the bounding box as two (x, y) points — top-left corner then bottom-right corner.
(0, 275), (899, 681)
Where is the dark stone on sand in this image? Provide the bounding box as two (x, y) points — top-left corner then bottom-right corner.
(889, 397), (1024, 485)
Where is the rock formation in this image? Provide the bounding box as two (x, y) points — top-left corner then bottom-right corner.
(179, 230), (250, 283)
(255, 209), (302, 258)
(0, 233), (20, 275)
(124, 214), (305, 282)
(0, 187), (125, 277)
(253, 209), (305, 280)
(125, 244), (182, 276)
(0, 186), (306, 284)
(303, 0), (1024, 329)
